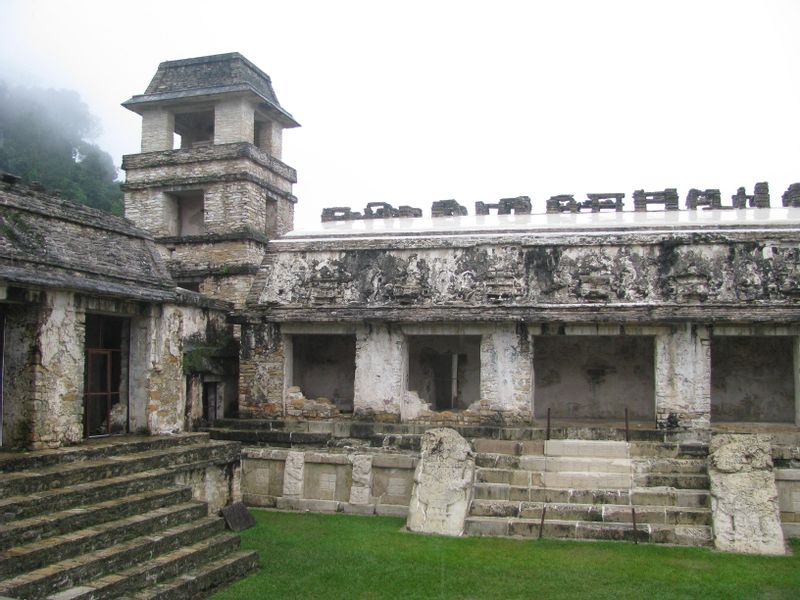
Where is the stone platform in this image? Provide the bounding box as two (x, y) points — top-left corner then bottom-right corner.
(209, 418), (800, 551)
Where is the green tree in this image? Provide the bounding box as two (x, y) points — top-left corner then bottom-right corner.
(0, 81), (123, 215)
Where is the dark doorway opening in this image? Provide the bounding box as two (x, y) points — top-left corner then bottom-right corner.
(407, 335), (481, 411)
(84, 315), (130, 437)
(711, 336), (795, 423)
(203, 381), (218, 423)
(533, 336), (655, 421)
(291, 335), (356, 412)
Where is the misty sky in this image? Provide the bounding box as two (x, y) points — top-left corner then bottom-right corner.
(1, 0), (799, 229)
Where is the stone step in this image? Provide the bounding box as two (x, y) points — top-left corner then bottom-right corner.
(464, 516), (713, 546)
(632, 458), (708, 475)
(0, 471), (176, 525)
(629, 441), (709, 459)
(0, 441), (239, 499)
(544, 440), (629, 459)
(0, 517), (225, 599)
(0, 434), (210, 474)
(44, 533), (241, 600)
(542, 471), (632, 490)
(0, 486), (194, 551)
(469, 499), (711, 525)
(633, 473), (710, 490)
(0, 501), (208, 579)
(630, 488), (710, 508)
(475, 453), (520, 470)
(208, 427), (331, 447)
(550, 456), (632, 473)
(471, 439), (544, 456)
(122, 550), (258, 600)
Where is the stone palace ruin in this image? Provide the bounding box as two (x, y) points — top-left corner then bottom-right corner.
(1, 51), (799, 598)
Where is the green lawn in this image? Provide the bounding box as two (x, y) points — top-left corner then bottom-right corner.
(213, 509), (800, 600)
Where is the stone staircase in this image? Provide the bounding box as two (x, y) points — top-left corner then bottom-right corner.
(466, 438), (713, 546)
(0, 433), (257, 600)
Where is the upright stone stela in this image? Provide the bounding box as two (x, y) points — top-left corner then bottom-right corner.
(121, 53), (300, 307)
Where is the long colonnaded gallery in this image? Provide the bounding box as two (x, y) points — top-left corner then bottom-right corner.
(0, 51), (799, 598)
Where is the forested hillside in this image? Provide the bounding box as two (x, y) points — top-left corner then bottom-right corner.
(0, 82), (123, 215)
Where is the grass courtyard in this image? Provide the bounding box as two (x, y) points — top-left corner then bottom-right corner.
(212, 510), (800, 600)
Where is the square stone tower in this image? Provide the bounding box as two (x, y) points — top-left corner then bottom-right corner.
(121, 53), (299, 306)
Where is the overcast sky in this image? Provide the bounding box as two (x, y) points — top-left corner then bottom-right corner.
(1, 0), (799, 229)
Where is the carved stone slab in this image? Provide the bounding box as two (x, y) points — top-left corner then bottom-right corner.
(709, 434), (786, 555)
(220, 501), (256, 531)
(406, 428), (474, 536)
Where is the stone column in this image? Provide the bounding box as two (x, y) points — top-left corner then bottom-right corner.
(140, 108), (174, 152)
(353, 323), (406, 418)
(655, 324), (711, 434)
(480, 323), (532, 422)
(214, 97), (255, 145)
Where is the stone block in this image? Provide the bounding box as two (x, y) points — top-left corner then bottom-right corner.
(376, 504), (408, 518)
(342, 503), (376, 516)
(518, 455), (546, 472)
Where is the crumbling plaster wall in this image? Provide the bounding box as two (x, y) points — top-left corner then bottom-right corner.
(129, 302), (230, 434)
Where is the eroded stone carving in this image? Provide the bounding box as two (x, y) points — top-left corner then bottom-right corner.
(782, 183), (800, 207)
(475, 196), (532, 216)
(431, 199), (468, 217)
(686, 189), (722, 210)
(709, 434), (785, 555)
(406, 428), (475, 536)
(633, 188), (679, 211)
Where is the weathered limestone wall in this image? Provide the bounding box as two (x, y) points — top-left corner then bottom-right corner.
(242, 446), (415, 516)
(709, 434), (785, 554)
(239, 322), (284, 417)
(123, 143), (297, 238)
(655, 325), (711, 432)
(175, 459), (242, 514)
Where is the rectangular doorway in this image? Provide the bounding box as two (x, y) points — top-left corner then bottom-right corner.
(84, 315), (130, 438)
(407, 335), (481, 411)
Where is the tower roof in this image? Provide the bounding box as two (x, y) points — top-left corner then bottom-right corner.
(122, 52), (299, 127)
